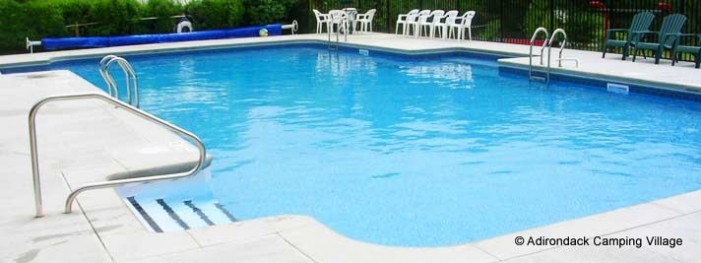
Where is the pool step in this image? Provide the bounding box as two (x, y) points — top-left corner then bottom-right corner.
(126, 196), (237, 232)
(529, 71), (549, 82)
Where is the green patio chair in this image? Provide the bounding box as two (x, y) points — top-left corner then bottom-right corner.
(602, 12), (655, 60)
(631, 14), (687, 64)
(672, 33), (701, 68)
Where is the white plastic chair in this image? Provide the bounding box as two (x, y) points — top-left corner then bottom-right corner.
(449, 11), (476, 41)
(395, 9), (419, 35)
(313, 9), (330, 34)
(418, 10), (444, 38)
(435, 10), (459, 39)
(408, 10), (431, 37)
(328, 10), (349, 39)
(355, 9), (376, 33)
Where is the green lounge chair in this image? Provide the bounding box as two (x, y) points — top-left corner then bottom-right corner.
(602, 12), (655, 60)
(631, 14), (687, 64)
(672, 34), (701, 68)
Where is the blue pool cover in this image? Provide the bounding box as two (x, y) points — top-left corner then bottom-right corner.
(42, 24), (282, 50)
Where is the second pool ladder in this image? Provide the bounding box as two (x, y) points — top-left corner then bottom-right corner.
(528, 27), (580, 83)
(99, 55), (140, 108)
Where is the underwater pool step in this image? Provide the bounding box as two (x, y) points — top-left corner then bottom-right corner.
(156, 199), (190, 230)
(184, 200), (214, 226)
(126, 197), (162, 232)
(126, 196), (237, 232)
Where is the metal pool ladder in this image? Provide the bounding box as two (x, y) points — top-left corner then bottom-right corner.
(548, 28), (579, 69)
(529, 28), (579, 83)
(328, 24), (342, 50)
(99, 55), (140, 108)
(327, 14), (348, 50)
(529, 27), (550, 82)
(28, 93), (207, 217)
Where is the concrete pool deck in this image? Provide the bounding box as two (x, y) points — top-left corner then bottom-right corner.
(1, 33), (700, 262)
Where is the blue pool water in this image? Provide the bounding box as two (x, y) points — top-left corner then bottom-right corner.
(10, 45), (701, 246)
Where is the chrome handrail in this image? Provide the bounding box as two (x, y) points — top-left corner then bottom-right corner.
(549, 28), (568, 68)
(327, 11), (348, 50)
(529, 27), (550, 82)
(29, 93), (206, 217)
(99, 56), (140, 108)
(98, 55), (119, 97)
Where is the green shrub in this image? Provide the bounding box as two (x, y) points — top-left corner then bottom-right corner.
(479, 20), (501, 42)
(185, 0), (244, 30)
(85, 0), (141, 36)
(0, 0), (302, 54)
(243, 0), (297, 25)
(24, 1), (66, 37)
(0, 0), (26, 53)
(525, 0), (602, 49)
(140, 0), (184, 34)
(0, 0), (66, 54)
(54, 0), (92, 26)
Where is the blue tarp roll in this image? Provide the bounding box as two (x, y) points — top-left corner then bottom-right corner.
(42, 24), (283, 51)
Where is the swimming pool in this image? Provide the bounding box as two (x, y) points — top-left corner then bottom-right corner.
(9, 45), (701, 247)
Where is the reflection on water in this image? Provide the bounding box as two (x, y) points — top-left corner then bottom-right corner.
(400, 62), (474, 88)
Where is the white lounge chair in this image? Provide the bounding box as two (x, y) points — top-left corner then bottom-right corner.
(449, 11), (476, 41)
(355, 9), (376, 33)
(435, 10), (459, 39)
(418, 10), (445, 38)
(313, 9), (330, 34)
(408, 10), (431, 37)
(395, 9), (419, 35)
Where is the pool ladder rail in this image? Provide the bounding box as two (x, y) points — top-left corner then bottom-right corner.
(99, 55), (140, 108)
(529, 27), (550, 82)
(528, 27), (579, 83)
(327, 13), (349, 50)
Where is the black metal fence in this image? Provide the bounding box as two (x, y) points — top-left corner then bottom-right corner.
(291, 0), (700, 59)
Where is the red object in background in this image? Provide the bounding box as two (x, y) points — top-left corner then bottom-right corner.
(657, 2), (673, 11)
(588, 1), (605, 9)
(588, 1), (609, 37)
(504, 38), (545, 46)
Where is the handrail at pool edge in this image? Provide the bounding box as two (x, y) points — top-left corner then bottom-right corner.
(529, 27), (550, 82)
(28, 93), (206, 217)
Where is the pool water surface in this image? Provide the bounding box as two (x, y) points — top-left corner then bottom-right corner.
(20, 45), (701, 246)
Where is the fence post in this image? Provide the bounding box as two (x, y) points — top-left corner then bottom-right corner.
(499, 0), (504, 42)
(549, 0), (554, 30)
(386, 0), (391, 32)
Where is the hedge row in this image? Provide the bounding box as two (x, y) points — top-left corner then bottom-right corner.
(0, 0), (298, 54)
